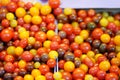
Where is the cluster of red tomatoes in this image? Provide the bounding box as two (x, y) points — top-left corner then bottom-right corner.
(0, 0), (120, 80)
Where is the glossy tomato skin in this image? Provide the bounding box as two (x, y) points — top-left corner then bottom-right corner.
(70, 42), (79, 51)
(78, 10), (87, 18)
(83, 57), (94, 68)
(72, 68), (85, 79)
(0, 51), (7, 61)
(49, 0), (60, 8)
(7, 2), (17, 12)
(62, 72), (72, 80)
(21, 51), (33, 62)
(17, 18), (24, 26)
(107, 22), (116, 32)
(58, 60), (65, 69)
(25, 2), (33, 10)
(39, 64), (50, 75)
(47, 23), (56, 30)
(4, 55), (14, 63)
(96, 70), (106, 80)
(92, 28), (103, 39)
(45, 72), (54, 80)
(52, 35), (61, 44)
(1, 19), (9, 28)
(110, 65), (119, 75)
(105, 73), (118, 80)
(53, 8), (62, 16)
(47, 59), (56, 68)
(46, 14), (55, 23)
(89, 66), (99, 76)
(79, 42), (91, 53)
(4, 62), (15, 73)
(62, 23), (73, 35)
(0, 29), (14, 42)
(35, 31), (47, 42)
(50, 41), (59, 50)
(19, 39), (28, 48)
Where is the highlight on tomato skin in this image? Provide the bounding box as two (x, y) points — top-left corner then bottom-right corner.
(0, 0), (120, 80)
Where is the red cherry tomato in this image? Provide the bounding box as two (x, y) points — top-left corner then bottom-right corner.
(4, 55), (14, 63)
(11, 0), (20, 3)
(17, 18), (24, 26)
(70, 42), (79, 51)
(47, 23), (56, 30)
(23, 24), (31, 30)
(19, 39), (28, 48)
(39, 64), (50, 75)
(52, 35), (61, 44)
(74, 50), (82, 57)
(83, 57), (94, 68)
(79, 42), (91, 53)
(35, 31), (47, 42)
(62, 72), (72, 80)
(37, 47), (47, 56)
(13, 32), (19, 40)
(62, 23), (73, 35)
(78, 10), (87, 18)
(107, 22), (116, 32)
(0, 51), (7, 61)
(97, 55), (107, 63)
(1, 19), (9, 27)
(62, 39), (70, 45)
(92, 28), (103, 39)
(21, 51), (33, 62)
(47, 59), (56, 68)
(13, 61), (18, 68)
(49, 0), (60, 8)
(73, 27), (81, 35)
(25, 2), (33, 10)
(53, 8), (62, 16)
(45, 72), (54, 80)
(96, 70), (106, 80)
(110, 65), (119, 75)
(13, 40), (20, 47)
(7, 2), (17, 12)
(67, 33), (76, 42)
(30, 25), (39, 32)
(50, 41), (59, 50)
(89, 66), (99, 76)
(4, 62), (15, 73)
(88, 9), (96, 17)
(72, 68), (85, 79)
(58, 60), (65, 69)
(59, 43), (69, 51)
(1, 29), (14, 42)
(105, 73), (118, 80)
(46, 14), (55, 23)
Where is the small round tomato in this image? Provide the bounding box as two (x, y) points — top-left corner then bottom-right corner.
(89, 66), (99, 76)
(53, 8), (62, 16)
(47, 23), (56, 30)
(58, 60), (65, 69)
(21, 51), (33, 62)
(74, 50), (82, 57)
(1, 19), (9, 27)
(0, 29), (13, 42)
(25, 2), (33, 10)
(39, 64), (50, 75)
(105, 73), (118, 80)
(83, 57), (94, 68)
(17, 18), (24, 26)
(97, 55), (107, 63)
(64, 61), (75, 72)
(92, 28), (103, 39)
(96, 70), (106, 80)
(14, 76), (24, 80)
(107, 22), (116, 32)
(4, 62), (15, 73)
(35, 31), (47, 42)
(79, 42), (91, 53)
(19, 39), (28, 48)
(41, 5), (52, 15)
(47, 59), (56, 68)
(7, 2), (17, 12)
(62, 72), (72, 80)
(110, 65), (119, 75)
(52, 35), (61, 44)
(37, 47), (47, 56)
(72, 68), (85, 79)
(99, 60), (110, 71)
(45, 72), (54, 80)
(84, 17), (92, 24)
(48, 0), (60, 8)
(59, 43), (69, 51)
(111, 58), (120, 66)
(30, 25), (39, 32)
(15, 7), (26, 18)
(78, 10), (87, 18)
(73, 27), (81, 35)
(46, 14), (55, 23)
(62, 23), (73, 35)
(4, 55), (14, 63)
(50, 41), (59, 50)
(87, 9), (96, 17)
(70, 42), (79, 51)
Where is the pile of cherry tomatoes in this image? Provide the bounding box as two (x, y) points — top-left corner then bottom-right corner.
(0, 0), (120, 80)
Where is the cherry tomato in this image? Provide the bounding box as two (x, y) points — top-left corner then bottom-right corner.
(1, 19), (9, 27)
(25, 2), (33, 10)
(45, 72), (54, 80)
(79, 42), (91, 53)
(83, 57), (94, 68)
(7, 2), (17, 12)
(58, 60), (65, 69)
(39, 64), (50, 75)
(70, 42), (79, 51)
(48, 0), (60, 8)
(52, 35), (61, 44)
(110, 65), (119, 75)
(19, 39), (28, 48)
(53, 8), (62, 16)
(17, 18), (24, 26)
(88, 9), (96, 17)
(89, 66), (99, 76)
(46, 14), (55, 23)
(47, 23), (56, 30)
(62, 23), (73, 35)
(30, 25), (39, 32)
(21, 51), (33, 62)
(4, 55), (14, 63)
(14, 76), (24, 80)
(37, 47), (47, 56)
(73, 27), (81, 35)
(0, 51), (7, 61)
(50, 41), (59, 50)
(4, 62), (15, 73)
(35, 31), (47, 42)
(47, 59), (56, 68)
(0, 29), (14, 42)
(72, 68), (85, 79)
(74, 50), (82, 57)
(92, 28), (103, 39)
(62, 72), (72, 80)
(78, 10), (87, 18)
(105, 73), (118, 80)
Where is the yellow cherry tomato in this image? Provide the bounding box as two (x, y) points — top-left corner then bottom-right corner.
(7, 46), (15, 55)
(85, 74), (94, 80)
(114, 20), (120, 26)
(53, 72), (62, 80)
(28, 37), (36, 45)
(30, 49), (37, 56)
(24, 15), (32, 23)
(0, 0), (10, 6)
(79, 64), (88, 73)
(19, 31), (29, 39)
(34, 62), (41, 69)
(10, 19), (17, 28)
(18, 60), (26, 69)
(18, 27), (26, 33)
(80, 54), (87, 61)
(100, 34), (110, 43)
(49, 50), (58, 59)
(80, 30), (89, 39)
(107, 16), (114, 22)
(117, 52), (120, 59)
(34, 2), (42, 9)
(87, 51), (95, 58)
(95, 54), (102, 61)
(31, 69), (41, 77)
(74, 36), (84, 44)
(15, 47), (23, 56)
(64, 61), (75, 72)
(41, 5), (52, 15)
(32, 16), (42, 25)
(6, 13), (15, 20)
(43, 40), (51, 48)
(58, 23), (63, 30)
(15, 8), (26, 18)
(30, 7), (39, 16)
(100, 18), (108, 27)
(24, 74), (34, 80)
(99, 60), (110, 71)
(35, 75), (46, 80)
(114, 35), (120, 46)
(64, 8), (72, 15)
(47, 30), (55, 40)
